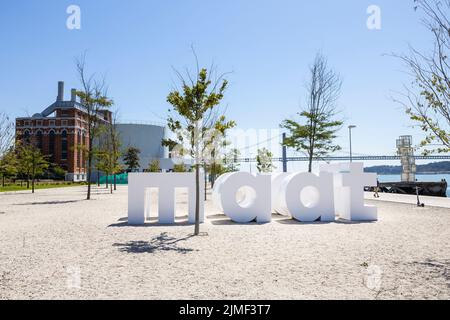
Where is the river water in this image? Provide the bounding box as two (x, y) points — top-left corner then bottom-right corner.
(377, 174), (450, 197)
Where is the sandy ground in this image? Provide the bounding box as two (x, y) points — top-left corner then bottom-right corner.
(0, 185), (449, 300)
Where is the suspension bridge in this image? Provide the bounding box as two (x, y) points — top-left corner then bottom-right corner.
(234, 132), (450, 167)
(237, 155), (450, 163)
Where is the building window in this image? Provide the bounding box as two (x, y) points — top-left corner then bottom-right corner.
(61, 130), (68, 160)
(49, 130), (56, 162)
(77, 131), (81, 168)
(36, 120), (43, 126)
(49, 120), (55, 127)
(36, 131), (43, 151)
(82, 133), (86, 168)
(23, 130), (31, 144)
(24, 121), (31, 126)
(61, 120), (68, 126)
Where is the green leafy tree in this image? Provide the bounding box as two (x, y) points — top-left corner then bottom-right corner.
(75, 54), (114, 199)
(106, 113), (122, 191)
(109, 112), (122, 190)
(123, 147), (141, 172)
(17, 143), (49, 193)
(148, 159), (160, 172)
(163, 65), (229, 236)
(173, 163), (187, 172)
(207, 148), (241, 183)
(223, 148), (241, 173)
(207, 115), (236, 189)
(51, 165), (67, 180)
(256, 148), (276, 173)
(95, 146), (112, 190)
(281, 53), (343, 172)
(0, 147), (18, 186)
(96, 122), (122, 193)
(394, 0), (450, 154)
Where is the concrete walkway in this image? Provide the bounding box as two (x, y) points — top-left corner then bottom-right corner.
(365, 191), (450, 208)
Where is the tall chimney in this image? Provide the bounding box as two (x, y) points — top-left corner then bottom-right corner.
(71, 88), (77, 102)
(57, 81), (64, 101)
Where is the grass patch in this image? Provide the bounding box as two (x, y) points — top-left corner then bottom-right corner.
(0, 182), (86, 192)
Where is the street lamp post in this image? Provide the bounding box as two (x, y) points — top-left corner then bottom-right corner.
(348, 125), (356, 163)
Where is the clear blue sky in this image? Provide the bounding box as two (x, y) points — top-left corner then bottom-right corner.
(0, 0), (435, 170)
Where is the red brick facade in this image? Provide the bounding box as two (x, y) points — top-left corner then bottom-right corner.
(15, 82), (111, 181)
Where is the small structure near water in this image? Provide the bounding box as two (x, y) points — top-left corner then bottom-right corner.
(397, 135), (416, 182)
(372, 136), (448, 198)
(377, 181), (448, 197)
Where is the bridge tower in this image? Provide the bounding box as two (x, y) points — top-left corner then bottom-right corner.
(396, 135), (416, 182)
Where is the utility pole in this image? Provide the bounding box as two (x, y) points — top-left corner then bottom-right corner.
(282, 133), (287, 172)
(348, 125), (356, 162)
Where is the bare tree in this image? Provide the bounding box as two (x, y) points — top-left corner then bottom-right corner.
(0, 112), (14, 157)
(281, 53), (343, 172)
(96, 108), (122, 193)
(110, 110), (122, 191)
(75, 54), (114, 200)
(394, 0), (450, 153)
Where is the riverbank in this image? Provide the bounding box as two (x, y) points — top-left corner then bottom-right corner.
(364, 192), (450, 208)
(378, 174), (450, 197)
(1, 185), (449, 299)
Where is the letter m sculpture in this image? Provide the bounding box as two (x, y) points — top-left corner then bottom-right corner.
(128, 172), (204, 225)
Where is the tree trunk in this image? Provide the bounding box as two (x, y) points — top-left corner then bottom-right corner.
(211, 151), (216, 188)
(87, 153), (92, 200)
(114, 174), (117, 191)
(31, 161), (35, 194)
(211, 164), (216, 188)
(106, 174), (109, 189)
(204, 164), (207, 201)
(2, 175), (4, 187)
(110, 175), (113, 194)
(194, 164), (200, 235)
(26, 175), (30, 189)
(308, 140), (315, 173)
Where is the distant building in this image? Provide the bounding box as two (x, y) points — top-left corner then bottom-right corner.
(116, 123), (179, 171)
(15, 81), (187, 181)
(15, 81), (112, 181)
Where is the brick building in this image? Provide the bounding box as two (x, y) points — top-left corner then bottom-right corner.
(15, 81), (111, 181)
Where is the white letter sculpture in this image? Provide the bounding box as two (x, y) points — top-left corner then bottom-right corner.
(128, 172), (204, 225)
(213, 162), (377, 223)
(213, 172), (271, 223)
(320, 163), (377, 221)
(211, 172), (234, 212)
(278, 172), (336, 222)
(271, 172), (291, 216)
